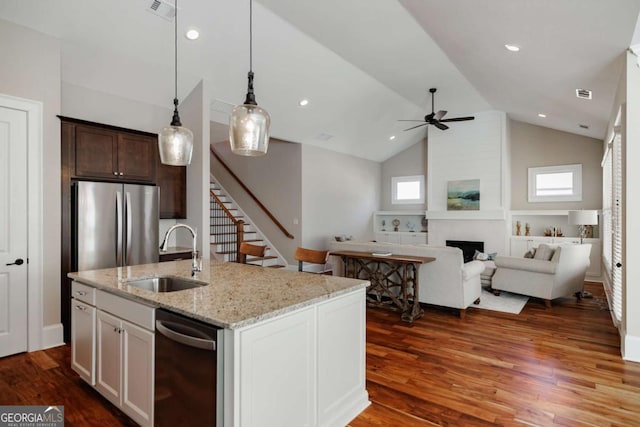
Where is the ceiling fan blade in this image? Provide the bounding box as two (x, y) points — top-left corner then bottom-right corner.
(403, 123), (429, 131)
(434, 121), (449, 131)
(397, 119), (426, 122)
(439, 116), (475, 123)
(434, 110), (447, 121)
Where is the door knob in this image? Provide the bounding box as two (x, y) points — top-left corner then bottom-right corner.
(6, 258), (24, 266)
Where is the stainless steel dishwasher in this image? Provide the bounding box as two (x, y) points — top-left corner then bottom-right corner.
(155, 309), (221, 426)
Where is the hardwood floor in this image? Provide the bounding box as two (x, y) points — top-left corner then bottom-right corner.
(1, 282), (638, 426)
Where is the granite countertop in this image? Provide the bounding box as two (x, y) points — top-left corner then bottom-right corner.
(68, 260), (367, 329)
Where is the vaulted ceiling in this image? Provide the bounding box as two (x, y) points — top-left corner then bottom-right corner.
(1, 0), (639, 161)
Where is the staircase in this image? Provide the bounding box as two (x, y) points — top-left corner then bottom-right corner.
(210, 179), (286, 268)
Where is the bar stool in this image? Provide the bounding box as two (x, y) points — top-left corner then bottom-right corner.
(294, 247), (332, 275)
(239, 242), (267, 265)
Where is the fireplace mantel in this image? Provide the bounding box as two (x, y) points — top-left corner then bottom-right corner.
(425, 209), (506, 220)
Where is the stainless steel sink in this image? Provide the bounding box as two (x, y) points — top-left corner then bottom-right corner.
(125, 276), (206, 292)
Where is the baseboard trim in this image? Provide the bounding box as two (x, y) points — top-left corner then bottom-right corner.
(623, 333), (640, 362)
(42, 323), (65, 350)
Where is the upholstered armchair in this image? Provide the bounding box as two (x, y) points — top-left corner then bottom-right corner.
(491, 244), (591, 307)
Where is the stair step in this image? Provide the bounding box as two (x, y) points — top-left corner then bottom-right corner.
(210, 215), (243, 219)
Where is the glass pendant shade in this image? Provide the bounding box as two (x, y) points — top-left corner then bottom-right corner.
(229, 103), (271, 156)
(158, 124), (194, 166)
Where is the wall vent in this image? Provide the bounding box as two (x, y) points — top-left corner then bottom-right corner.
(579, 124), (589, 129)
(576, 88), (592, 100)
(147, 0), (176, 21)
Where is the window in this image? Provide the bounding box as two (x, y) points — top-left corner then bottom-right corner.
(392, 175), (424, 205)
(528, 164), (582, 202)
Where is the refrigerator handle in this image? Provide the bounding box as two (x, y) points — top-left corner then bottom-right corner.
(116, 191), (123, 266)
(125, 192), (133, 265)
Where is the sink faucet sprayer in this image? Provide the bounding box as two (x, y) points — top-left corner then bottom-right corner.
(160, 224), (201, 274)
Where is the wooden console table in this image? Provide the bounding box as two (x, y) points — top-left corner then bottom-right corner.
(329, 250), (435, 322)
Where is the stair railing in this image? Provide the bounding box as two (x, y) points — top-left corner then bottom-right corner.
(210, 147), (294, 239)
(210, 189), (245, 263)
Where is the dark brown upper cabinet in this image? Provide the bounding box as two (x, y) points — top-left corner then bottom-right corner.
(73, 124), (155, 183)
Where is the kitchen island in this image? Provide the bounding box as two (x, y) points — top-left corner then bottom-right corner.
(69, 260), (369, 427)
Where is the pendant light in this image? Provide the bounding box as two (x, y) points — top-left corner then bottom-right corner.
(158, 0), (194, 166)
(229, 0), (271, 156)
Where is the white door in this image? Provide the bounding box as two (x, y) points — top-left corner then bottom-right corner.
(0, 106), (28, 358)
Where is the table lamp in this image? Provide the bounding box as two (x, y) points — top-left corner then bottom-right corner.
(568, 210), (598, 244)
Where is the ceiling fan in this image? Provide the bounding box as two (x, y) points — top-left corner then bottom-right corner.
(399, 88), (475, 131)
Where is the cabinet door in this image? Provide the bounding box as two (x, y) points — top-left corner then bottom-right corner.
(400, 233), (427, 245)
(122, 321), (154, 427)
(157, 161), (186, 218)
(117, 134), (156, 182)
(74, 125), (118, 179)
(510, 238), (530, 257)
(96, 310), (122, 406)
(71, 299), (96, 385)
(586, 240), (602, 277)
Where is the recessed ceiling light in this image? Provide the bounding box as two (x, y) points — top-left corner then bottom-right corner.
(538, 113), (547, 118)
(504, 44), (520, 52)
(185, 28), (200, 40)
(298, 99), (309, 107)
(389, 135), (396, 141)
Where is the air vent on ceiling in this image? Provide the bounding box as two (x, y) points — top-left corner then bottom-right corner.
(579, 124), (590, 129)
(576, 88), (592, 100)
(210, 99), (235, 115)
(147, 0), (176, 21)
(314, 132), (334, 141)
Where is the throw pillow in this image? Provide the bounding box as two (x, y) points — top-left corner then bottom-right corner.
(487, 252), (497, 260)
(474, 250), (489, 261)
(524, 249), (536, 258)
(533, 244), (555, 261)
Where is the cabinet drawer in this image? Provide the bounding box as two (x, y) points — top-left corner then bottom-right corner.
(72, 281), (96, 305)
(96, 290), (155, 330)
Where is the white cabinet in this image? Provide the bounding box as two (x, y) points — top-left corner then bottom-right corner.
(373, 211), (428, 244)
(71, 299), (96, 385)
(71, 284), (155, 427)
(94, 291), (155, 427)
(71, 281), (96, 385)
(374, 232), (401, 244)
(225, 288), (369, 427)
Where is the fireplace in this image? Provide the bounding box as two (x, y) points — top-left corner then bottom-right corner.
(446, 240), (484, 263)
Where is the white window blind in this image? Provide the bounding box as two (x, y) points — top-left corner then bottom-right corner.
(611, 134), (623, 323)
(603, 131), (623, 324)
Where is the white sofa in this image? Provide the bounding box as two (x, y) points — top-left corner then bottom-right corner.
(492, 244), (591, 307)
(328, 240), (485, 318)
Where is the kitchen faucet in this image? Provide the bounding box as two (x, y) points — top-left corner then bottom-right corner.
(160, 224), (201, 273)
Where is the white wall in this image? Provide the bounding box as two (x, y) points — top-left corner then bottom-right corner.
(380, 139), (427, 211)
(510, 119), (603, 210)
(181, 80), (210, 258)
(426, 111), (509, 256)
(0, 20), (61, 327)
(428, 111), (507, 214)
(301, 145), (381, 249)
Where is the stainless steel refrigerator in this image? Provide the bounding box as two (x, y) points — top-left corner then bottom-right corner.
(73, 181), (159, 271)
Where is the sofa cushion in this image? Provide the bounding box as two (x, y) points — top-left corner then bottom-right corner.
(494, 256), (557, 274)
(533, 244), (555, 261)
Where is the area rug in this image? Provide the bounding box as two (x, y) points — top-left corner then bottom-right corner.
(475, 289), (529, 314)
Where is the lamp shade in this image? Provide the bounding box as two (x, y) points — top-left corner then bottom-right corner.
(229, 103), (270, 156)
(158, 125), (194, 166)
(568, 210), (598, 225)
